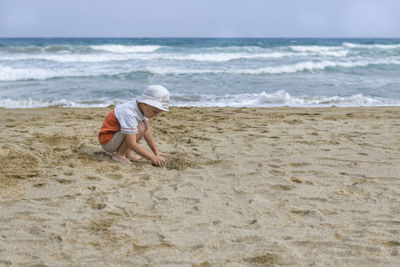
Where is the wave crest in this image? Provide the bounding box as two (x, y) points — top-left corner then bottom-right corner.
(146, 59), (400, 75)
(0, 52), (292, 63)
(342, 42), (400, 49)
(2, 59), (400, 81)
(90, 45), (161, 53)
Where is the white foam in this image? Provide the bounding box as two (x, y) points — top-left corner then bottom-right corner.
(0, 51), (294, 63)
(90, 45), (161, 53)
(0, 66), (62, 81)
(0, 46), (348, 63)
(317, 50), (348, 57)
(172, 90), (400, 108)
(342, 42), (400, 49)
(0, 98), (113, 108)
(290, 45), (348, 57)
(146, 59), (400, 75)
(290, 45), (341, 52)
(0, 53), (137, 63)
(168, 52), (290, 61)
(206, 46), (263, 53)
(241, 60), (365, 74)
(1, 91), (399, 108)
(2, 57), (399, 81)
(0, 65), (115, 81)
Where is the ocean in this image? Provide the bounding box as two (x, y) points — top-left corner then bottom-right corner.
(0, 38), (399, 108)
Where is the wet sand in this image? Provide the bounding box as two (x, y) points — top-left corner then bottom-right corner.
(1, 106), (400, 266)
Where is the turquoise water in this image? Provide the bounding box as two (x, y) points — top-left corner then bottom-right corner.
(0, 38), (400, 108)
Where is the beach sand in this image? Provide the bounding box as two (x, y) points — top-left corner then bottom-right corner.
(1, 106), (400, 266)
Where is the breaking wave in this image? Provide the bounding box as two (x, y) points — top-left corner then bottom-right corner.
(172, 90), (400, 107)
(2, 90), (399, 108)
(90, 44), (161, 53)
(342, 42), (400, 49)
(2, 58), (400, 81)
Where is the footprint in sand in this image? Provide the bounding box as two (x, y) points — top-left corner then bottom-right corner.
(244, 253), (280, 265)
(271, 184), (295, 191)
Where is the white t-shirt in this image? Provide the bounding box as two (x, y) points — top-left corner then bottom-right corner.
(114, 100), (147, 134)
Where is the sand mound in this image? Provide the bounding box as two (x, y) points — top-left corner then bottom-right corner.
(165, 153), (194, 170)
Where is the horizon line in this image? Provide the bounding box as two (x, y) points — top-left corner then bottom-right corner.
(1, 36), (400, 39)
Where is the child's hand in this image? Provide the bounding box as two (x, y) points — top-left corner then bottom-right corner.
(151, 155), (165, 166)
(156, 151), (169, 158)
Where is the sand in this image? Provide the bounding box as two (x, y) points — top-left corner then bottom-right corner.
(1, 106), (400, 266)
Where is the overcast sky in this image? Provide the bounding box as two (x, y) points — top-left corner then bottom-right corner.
(0, 0), (399, 38)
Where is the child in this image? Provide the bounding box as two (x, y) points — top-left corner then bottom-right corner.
(98, 85), (170, 165)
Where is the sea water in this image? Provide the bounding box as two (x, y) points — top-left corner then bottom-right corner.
(0, 38), (399, 108)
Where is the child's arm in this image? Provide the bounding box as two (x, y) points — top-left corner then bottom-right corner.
(144, 125), (169, 158)
(125, 134), (164, 166)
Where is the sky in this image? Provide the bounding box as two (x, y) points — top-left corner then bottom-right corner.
(0, 0), (399, 38)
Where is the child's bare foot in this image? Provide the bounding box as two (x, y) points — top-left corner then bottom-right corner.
(112, 154), (130, 164)
(127, 152), (142, 161)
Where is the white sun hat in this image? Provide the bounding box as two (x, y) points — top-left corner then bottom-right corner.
(138, 85), (170, 111)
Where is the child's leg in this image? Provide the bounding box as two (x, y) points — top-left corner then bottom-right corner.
(126, 121), (146, 161)
(112, 136), (130, 163)
(111, 121), (144, 162)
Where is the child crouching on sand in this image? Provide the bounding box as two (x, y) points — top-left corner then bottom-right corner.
(98, 85), (169, 165)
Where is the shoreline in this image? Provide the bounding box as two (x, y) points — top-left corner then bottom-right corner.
(3, 104), (400, 109)
(1, 106), (400, 265)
